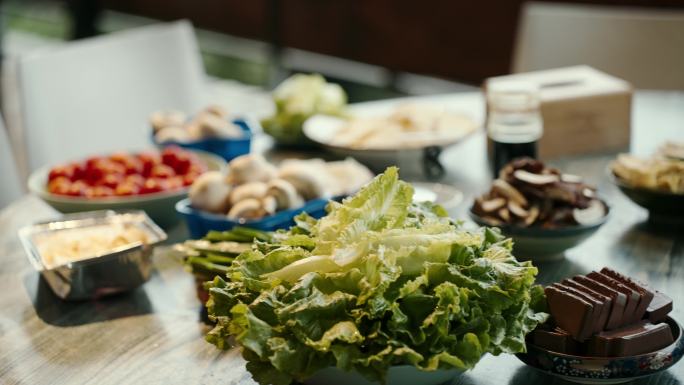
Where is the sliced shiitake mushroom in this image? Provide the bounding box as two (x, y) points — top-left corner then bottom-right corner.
(480, 197), (506, 213)
(523, 205), (540, 227)
(513, 170), (559, 186)
(573, 200), (606, 225)
(508, 200), (529, 218)
(481, 216), (504, 226)
(561, 173), (583, 183)
(492, 179), (528, 207)
(498, 207), (511, 222)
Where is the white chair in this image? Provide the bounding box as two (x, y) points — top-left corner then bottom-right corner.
(0, 114), (23, 208)
(513, 3), (684, 89)
(17, 20), (207, 172)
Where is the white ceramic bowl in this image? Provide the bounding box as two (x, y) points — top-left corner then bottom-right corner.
(28, 150), (226, 228)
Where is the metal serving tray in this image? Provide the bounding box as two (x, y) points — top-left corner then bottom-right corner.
(18, 210), (167, 300)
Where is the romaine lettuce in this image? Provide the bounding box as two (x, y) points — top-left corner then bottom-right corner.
(205, 167), (547, 384)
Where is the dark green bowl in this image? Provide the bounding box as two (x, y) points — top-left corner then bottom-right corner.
(610, 171), (684, 223)
(470, 209), (608, 262)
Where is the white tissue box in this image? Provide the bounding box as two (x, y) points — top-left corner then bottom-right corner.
(486, 65), (633, 159)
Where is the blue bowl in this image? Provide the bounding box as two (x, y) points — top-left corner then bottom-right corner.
(176, 196), (338, 238)
(153, 118), (253, 161)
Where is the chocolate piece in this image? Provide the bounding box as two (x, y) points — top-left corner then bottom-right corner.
(600, 268), (655, 323)
(545, 286), (595, 341)
(573, 275), (627, 330)
(553, 283), (605, 335)
(588, 321), (674, 357)
(562, 278), (612, 332)
(645, 291), (673, 323)
(532, 327), (580, 354)
(588, 271), (640, 327)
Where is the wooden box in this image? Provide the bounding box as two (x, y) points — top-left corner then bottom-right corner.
(486, 65), (633, 159)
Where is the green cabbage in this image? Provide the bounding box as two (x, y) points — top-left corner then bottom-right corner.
(205, 167), (547, 384)
(261, 73), (347, 145)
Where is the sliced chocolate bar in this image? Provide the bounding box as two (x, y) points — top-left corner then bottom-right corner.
(553, 283), (606, 335)
(545, 286), (595, 341)
(562, 278), (612, 332)
(645, 291), (673, 323)
(573, 275), (627, 330)
(531, 327), (580, 354)
(600, 267), (655, 323)
(588, 321), (674, 357)
(587, 272), (640, 328)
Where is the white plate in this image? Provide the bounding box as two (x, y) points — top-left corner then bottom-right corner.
(303, 99), (482, 173)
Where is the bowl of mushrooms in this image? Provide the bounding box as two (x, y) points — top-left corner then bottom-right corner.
(150, 105), (253, 161)
(177, 154), (374, 238)
(470, 158), (608, 261)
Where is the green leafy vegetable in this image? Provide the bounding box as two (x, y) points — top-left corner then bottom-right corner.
(205, 167), (547, 384)
(261, 73), (347, 145)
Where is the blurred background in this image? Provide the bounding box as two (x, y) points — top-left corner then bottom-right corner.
(1, 0), (683, 195)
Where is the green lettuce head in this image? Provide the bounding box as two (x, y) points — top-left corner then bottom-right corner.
(261, 73), (347, 145)
(206, 167), (547, 385)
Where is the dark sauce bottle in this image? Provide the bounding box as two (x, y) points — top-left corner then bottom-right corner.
(486, 81), (543, 176)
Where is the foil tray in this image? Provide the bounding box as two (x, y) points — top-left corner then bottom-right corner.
(18, 210), (167, 300)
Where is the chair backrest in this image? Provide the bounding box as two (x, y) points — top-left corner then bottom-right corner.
(17, 20), (207, 172)
(0, 114), (23, 208)
(513, 2), (684, 89)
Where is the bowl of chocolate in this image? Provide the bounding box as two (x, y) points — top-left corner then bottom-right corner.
(518, 268), (682, 384)
(470, 158), (608, 261)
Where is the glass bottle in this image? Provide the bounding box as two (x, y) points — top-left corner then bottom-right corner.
(486, 80), (543, 176)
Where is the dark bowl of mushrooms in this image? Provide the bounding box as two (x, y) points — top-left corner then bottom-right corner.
(177, 154), (374, 238)
(470, 158), (609, 261)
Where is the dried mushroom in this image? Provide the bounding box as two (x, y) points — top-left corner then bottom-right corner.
(473, 157), (607, 228)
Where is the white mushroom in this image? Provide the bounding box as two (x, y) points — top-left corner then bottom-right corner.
(278, 159), (330, 200)
(150, 110), (187, 132)
(188, 171), (232, 213)
(154, 126), (192, 143)
(228, 154), (278, 184)
(227, 198), (263, 219)
(261, 196), (278, 216)
(204, 104), (228, 118)
(229, 182), (268, 206)
(194, 113), (242, 139)
(266, 179), (304, 210)
(324, 158), (374, 196)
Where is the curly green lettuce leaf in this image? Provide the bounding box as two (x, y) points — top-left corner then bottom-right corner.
(205, 167), (548, 385)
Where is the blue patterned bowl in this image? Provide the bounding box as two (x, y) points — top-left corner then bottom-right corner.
(516, 317), (683, 384)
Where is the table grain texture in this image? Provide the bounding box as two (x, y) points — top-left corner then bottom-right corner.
(0, 91), (682, 385)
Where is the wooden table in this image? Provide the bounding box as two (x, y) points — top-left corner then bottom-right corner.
(1, 91), (683, 385)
